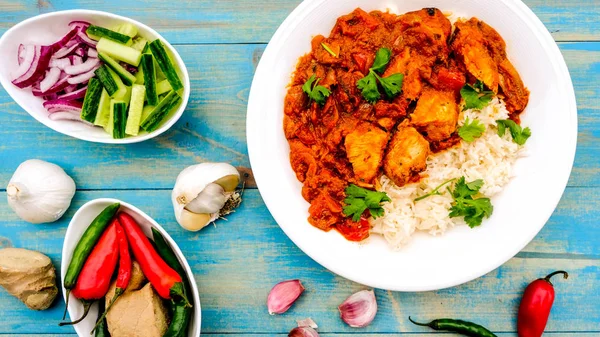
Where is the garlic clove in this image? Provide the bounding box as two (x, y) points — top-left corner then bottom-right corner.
(338, 289), (378, 328)
(297, 317), (318, 329)
(185, 183), (227, 214)
(178, 209), (213, 232)
(289, 327), (320, 337)
(213, 174), (240, 192)
(267, 279), (304, 315)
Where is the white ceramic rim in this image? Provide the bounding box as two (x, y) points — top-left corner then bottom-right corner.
(0, 9), (190, 144)
(60, 198), (201, 336)
(247, 0), (578, 291)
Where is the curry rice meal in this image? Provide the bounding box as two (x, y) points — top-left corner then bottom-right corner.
(283, 7), (531, 248)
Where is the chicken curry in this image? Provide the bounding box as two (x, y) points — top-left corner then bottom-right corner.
(283, 8), (529, 241)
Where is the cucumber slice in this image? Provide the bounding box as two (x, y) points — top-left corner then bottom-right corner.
(125, 84), (146, 136)
(141, 104), (154, 121)
(141, 54), (158, 105)
(131, 36), (148, 52)
(94, 88), (111, 127)
(115, 23), (138, 38)
(112, 100), (127, 139)
(86, 25), (131, 44)
(105, 100), (115, 135)
(134, 66), (144, 84)
(106, 67), (127, 99)
(97, 38), (142, 66)
(97, 52), (136, 86)
(95, 65), (118, 96)
(141, 90), (182, 132)
(119, 85), (132, 107)
(156, 79), (172, 96)
(80, 77), (103, 123)
(148, 39), (183, 91)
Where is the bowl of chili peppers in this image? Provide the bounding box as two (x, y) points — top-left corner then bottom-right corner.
(59, 198), (201, 336)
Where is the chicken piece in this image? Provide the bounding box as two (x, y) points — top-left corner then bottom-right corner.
(498, 58), (530, 114)
(308, 192), (344, 231)
(396, 8), (452, 55)
(411, 89), (459, 141)
(451, 19), (499, 92)
(383, 122), (430, 187)
(383, 48), (424, 100)
(344, 123), (389, 185)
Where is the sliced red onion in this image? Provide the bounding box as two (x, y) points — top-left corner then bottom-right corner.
(74, 46), (86, 57)
(34, 76), (70, 96)
(68, 21), (91, 31)
(18, 44), (25, 65)
(64, 57), (99, 75)
(67, 65), (99, 84)
(49, 57), (71, 70)
(120, 62), (138, 74)
(72, 55), (83, 66)
(43, 93), (59, 100)
(12, 45), (53, 88)
(39, 67), (61, 93)
(77, 29), (97, 47)
(63, 84), (77, 94)
(57, 86), (87, 100)
(88, 48), (98, 58)
(267, 280), (305, 315)
(338, 290), (377, 328)
(52, 41), (80, 59)
(43, 99), (83, 113)
(48, 28), (79, 52)
(49, 111), (92, 125)
(13, 45), (36, 80)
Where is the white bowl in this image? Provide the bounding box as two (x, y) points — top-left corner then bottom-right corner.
(247, 0), (577, 291)
(0, 10), (190, 144)
(61, 198), (201, 336)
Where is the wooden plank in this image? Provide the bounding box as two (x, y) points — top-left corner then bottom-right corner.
(0, 0), (597, 43)
(0, 190), (597, 334)
(0, 42), (598, 189)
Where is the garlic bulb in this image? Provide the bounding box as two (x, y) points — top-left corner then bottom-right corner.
(7, 159), (76, 224)
(172, 163), (241, 231)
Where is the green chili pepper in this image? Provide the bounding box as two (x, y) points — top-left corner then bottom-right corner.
(62, 202), (120, 319)
(409, 317), (497, 337)
(95, 300), (111, 337)
(152, 228), (192, 337)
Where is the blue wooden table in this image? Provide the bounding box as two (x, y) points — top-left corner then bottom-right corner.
(0, 0), (598, 336)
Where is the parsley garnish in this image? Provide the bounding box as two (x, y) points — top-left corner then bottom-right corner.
(448, 177), (493, 228)
(302, 74), (331, 105)
(343, 184), (391, 222)
(356, 48), (404, 104)
(321, 42), (337, 57)
(460, 80), (494, 111)
(497, 119), (531, 145)
(458, 118), (486, 143)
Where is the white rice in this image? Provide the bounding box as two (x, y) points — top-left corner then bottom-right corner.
(370, 98), (526, 249)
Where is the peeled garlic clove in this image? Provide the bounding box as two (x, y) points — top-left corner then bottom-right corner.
(289, 327), (319, 337)
(267, 279), (304, 315)
(338, 289), (377, 328)
(213, 174), (241, 192)
(178, 209), (214, 232)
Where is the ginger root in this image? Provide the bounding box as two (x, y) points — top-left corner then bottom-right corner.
(0, 248), (58, 310)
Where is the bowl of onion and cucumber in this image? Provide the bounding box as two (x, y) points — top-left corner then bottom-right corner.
(0, 10), (190, 144)
(61, 199), (201, 336)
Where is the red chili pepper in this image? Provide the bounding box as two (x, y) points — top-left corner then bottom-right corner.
(517, 270), (568, 337)
(118, 212), (191, 307)
(60, 219), (120, 326)
(92, 221), (132, 333)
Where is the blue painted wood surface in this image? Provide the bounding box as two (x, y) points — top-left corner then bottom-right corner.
(0, 0), (598, 335)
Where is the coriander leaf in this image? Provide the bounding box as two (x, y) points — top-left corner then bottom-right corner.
(448, 177), (493, 228)
(357, 71), (380, 104)
(460, 80), (494, 111)
(376, 72), (404, 99)
(302, 74), (331, 105)
(458, 118), (486, 143)
(496, 119), (531, 145)
(371, 48), (392, 74)
(343, 184), (391, 222)
(414, 178), (456, 202)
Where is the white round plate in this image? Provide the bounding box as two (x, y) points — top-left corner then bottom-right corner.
(247, 0), (577, 291)
(61, 198), (201, 336)
(0, 10), (190, 144)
